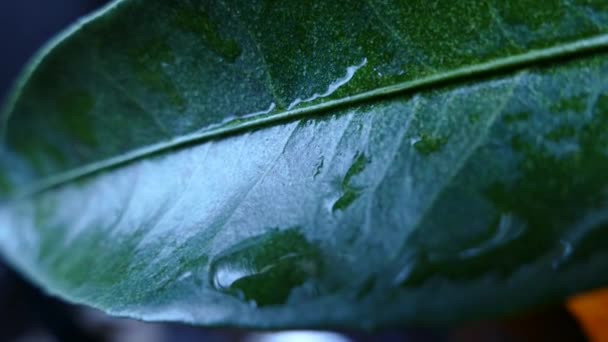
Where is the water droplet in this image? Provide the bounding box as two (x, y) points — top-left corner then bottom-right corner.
(209, 228), (322, 306)
(549, 210), (608, 271)
(221, 102), (276, 128)
(394, 213), (527, 287)
(241, 102), (276, 119)
(393, 257), (417, 286)
(288, 58), (368, 110)
(411, 134), (448, 155)
(332, 152), (370, 212)
(457, 213), (524, 259)
(332, 191), (360, 213)
(313, 157), (324, 178)
(178, 271), (193, 281)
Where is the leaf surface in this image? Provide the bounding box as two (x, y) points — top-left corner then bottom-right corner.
(1, 0), (608, 328)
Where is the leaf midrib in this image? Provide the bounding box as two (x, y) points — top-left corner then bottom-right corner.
(11, 33), (608, 199)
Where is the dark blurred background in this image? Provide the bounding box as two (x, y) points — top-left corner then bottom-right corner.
(0, 1), (593, 341)
(0, 1), (108, 101)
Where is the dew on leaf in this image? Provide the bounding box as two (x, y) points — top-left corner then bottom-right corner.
(332, 191), (360, 212)
(287, 58), (367, 110)
(394, 212), (527, 287)
(457, 213), (525, 259)
(221, 102), (276, 128)
(332, 152), (369, 212)
(209, 228), (322, 306)
(313, 156), (324, 178)
(411, 134), (448, 155)
(177, 271), (193, 281)
(486, 93), (608, 274)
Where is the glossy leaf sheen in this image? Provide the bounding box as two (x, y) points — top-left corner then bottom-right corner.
(1, 0), (608, 328)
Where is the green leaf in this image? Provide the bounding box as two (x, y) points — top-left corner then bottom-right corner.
(1, 0), (608, 328)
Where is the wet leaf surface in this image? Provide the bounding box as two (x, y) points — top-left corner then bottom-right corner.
(1, 0), (608, 329)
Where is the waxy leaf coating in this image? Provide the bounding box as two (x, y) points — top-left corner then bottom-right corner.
(1, 0), (608, 328)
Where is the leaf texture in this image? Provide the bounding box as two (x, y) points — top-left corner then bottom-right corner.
(1, 0), (608, 328)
